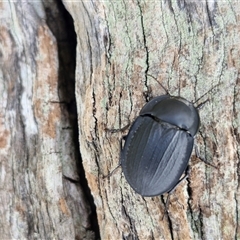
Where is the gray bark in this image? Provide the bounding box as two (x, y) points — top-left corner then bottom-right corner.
(64, 1), (240, 239)
(0, 1), (96, 239)
(0, 0), (240, 240)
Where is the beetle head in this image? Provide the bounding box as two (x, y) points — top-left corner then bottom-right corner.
(140, 95), (200, 136)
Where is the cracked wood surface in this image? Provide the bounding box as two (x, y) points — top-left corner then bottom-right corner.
(63, 1), (240, 239)
(0, 1), (95, 239)
(0, 0), (240, 239)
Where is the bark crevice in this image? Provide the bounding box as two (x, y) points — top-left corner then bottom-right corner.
(43, 0), (100, 238)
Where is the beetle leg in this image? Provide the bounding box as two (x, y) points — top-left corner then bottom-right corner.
(104, 164), (122, 178)
(194, 144), (218, 169)
(105, 124), (130, 133)
(104, 134), (127, 179)
(162, 166), (190, 220)
(103, 122), (130, 179)
(105, 119), (130, 133)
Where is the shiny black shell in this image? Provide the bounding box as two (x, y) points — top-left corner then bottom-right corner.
(121, 95), (200, 196)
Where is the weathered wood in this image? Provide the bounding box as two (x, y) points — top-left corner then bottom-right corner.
(1, 0), (240, 239)
(0, 1), (95, 239)
(63, 1), (240, 239)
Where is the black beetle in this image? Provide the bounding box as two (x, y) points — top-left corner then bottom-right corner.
(121, 94), (200, 196)
(118, 77), (218, 199)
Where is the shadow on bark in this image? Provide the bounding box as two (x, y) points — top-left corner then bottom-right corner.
(43, 0), (100, 239)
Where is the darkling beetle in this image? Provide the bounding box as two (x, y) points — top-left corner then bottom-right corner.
(121, 94), (199, 197)
(109, 75), (218, 211)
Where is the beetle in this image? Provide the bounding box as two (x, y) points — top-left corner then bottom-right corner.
(121, 94), (199, 197)
(118, 77), (217, 199)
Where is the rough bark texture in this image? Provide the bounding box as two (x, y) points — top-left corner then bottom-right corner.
(0, 1), (96, 239)
(1, 0), (240, 240)
(63, 1), (240, 240)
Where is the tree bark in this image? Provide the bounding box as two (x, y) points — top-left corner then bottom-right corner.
(64, 1), (240, 240)
(1, 0), (240, 240)
(0, 1), (96, 239)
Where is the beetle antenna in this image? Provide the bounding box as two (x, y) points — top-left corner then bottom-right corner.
(196, 98), (209, 110)
(193, 82), (221, 106)
(147, 74), (169, 95)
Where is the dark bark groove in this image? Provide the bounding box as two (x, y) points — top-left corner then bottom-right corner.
(43, 0), (100, 239)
